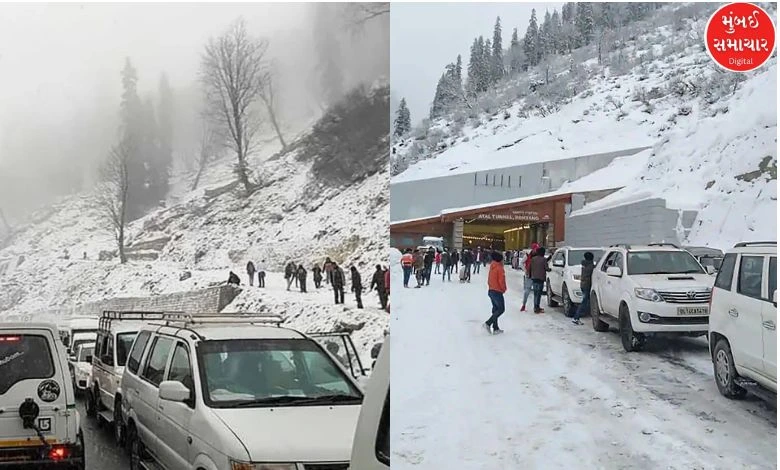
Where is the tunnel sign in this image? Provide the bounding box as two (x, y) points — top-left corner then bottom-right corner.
(475, 210), (540, 222)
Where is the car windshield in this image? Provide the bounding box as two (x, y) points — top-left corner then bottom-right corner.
(699, 257), (723, 270)
(78, 346), (94, 362)
(568, 249), (604, 266)
(627, 251), (705, 275)
(197, 338), (363, 408)
(116, 332), (137, 367)
(0, 334), (54, 394)
(71, 337), (95, 354)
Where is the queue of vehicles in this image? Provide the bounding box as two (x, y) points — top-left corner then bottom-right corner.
(544, 241), (776, 403)
(0, 311), (389, 470)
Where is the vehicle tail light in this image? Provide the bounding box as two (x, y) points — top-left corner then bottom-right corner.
(49, 445), (69, 460)
(0, 336), (21, 342)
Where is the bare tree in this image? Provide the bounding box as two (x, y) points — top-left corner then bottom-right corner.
(345, 3), (389, 29)
(259, 65), (287, 151)
(191, 117), (221, 191)
(95, 140), (132, 264)
(201, 18), (268, 194)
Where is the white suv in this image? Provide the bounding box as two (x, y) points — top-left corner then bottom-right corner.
(546, 246), (605, 316)
(708, 241), (776, 401)
(590, 244), (715, 352)
(86, 311), (148, 446)
(350, 336), (389, 470)
(0, 323), (85, 469)
(121, 313), (364, 470)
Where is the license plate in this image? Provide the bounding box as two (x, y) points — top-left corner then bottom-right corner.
(678, 306), (709, 316)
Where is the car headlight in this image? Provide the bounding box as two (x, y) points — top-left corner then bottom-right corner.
(230, 462), (297, 470)
(634, 288), (663, 302)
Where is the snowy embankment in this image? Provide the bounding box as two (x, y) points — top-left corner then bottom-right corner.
(391, 264), (776, 469)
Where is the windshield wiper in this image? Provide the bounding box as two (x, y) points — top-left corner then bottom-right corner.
(230, 394), (361, 408)
(231, 395), (312, 407)
(291, 394), (362, 405)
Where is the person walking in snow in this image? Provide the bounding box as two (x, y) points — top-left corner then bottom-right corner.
(434, 250), (442, 274)
(451, 249), (460, 274)
(246, 261), (256, 286)
(297, 264), (308, 293)
(332, 262), (346, 304)
(521, 243), (538, 312)
(371, 264), (388, 310)
(423, 248), (435, 286)
(441, 249), (452, 282)
(530, 246), (549, 314)
(350, 266), (364, 309)
(323, 257), (335, 285)
(462, 249), (473, 283)
(257, 259), (266, 288)
(312, 265), (323, 289)
(484, 251), (507, 335)
(573, 251), (596, 325)
(400, 248), (414, 288)
(413, 249), (424, 288)
(473, 247), (483, 274)
(285, 261), (295, 291)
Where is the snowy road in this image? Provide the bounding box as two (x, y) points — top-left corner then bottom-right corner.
(392, 267), (776, 470)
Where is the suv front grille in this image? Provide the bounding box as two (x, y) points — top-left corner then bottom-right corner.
(304, 464), (349, 470)
(647, 316), (709, 325)
(656, 290), (711, 304)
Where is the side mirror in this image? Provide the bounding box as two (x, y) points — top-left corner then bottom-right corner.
(705, 265), (716, 275)
(552, 260), (564, 268)
(606, 266), (622, 277)
(159, 381), (191, 403)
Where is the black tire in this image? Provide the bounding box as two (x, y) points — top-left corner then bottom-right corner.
(562, 285), (574, 317)
(619, 305), (645, 352)
(713, 339), (748, 399)
(590, 293), (609, 332)
(86, 388), (97, 419)
(113, 398), (125, 449)
(546, 280), (559, 307)
(128, 424), (144, 470)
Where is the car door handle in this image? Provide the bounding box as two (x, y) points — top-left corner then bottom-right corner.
(763, 320), (775, 331)
(728, 308), (739, 317)
(187, 436), (192, 445)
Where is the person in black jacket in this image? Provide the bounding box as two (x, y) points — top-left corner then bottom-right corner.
(370, 265), (387, 309)
(297, 265), (308, 293)
(441, 250), (452, 282)
(423, 248), (435, 286)
(573, 251), (595, 325)
(227, 271), (241, 285)
(246, 261), (256, 286)
(452, 249), (460, 274)
(350, 266), (364, 309)
(462, 249), (473, 282)
(312, 265), (323, 289)
(529, 247), (548, 313)
(332, 263), (345, 304)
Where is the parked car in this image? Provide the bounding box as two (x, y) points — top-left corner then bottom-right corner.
(68, 343), (94, 395)
(0, 323), (85, 469)
(708, 241), (776, 402)
(546, 246), (605, 316)
(350, 335), (389, 470)
(684, 246), (724, 274)
(58, 316), (98, 356)
(590, 243), (715, 352)
(86, 311), (149, 446)
(121, 313), (364, 470)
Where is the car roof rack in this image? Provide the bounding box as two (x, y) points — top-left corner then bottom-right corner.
(99, 311), (188, 332)
(733, 241), (777, 248)
(609, 244), (631, 249)
(150, 313), (286, 328)
(648, 243), (679, 248)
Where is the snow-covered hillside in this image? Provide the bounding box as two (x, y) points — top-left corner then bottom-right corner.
(0, 86), (390, 359)
(392, 5), (776, 247)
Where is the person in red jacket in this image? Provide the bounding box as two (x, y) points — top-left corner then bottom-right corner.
(484, 251), (507, 335)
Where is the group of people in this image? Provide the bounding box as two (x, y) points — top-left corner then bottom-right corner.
(227, 257), (390, 312)
(399, 246), (493, 288)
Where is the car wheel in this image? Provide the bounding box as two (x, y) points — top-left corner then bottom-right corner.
(562, 286), (574, 317)
(590, 293), (609, 332)
(546, 280), (559, 307)
(86, 388), (97, 419)
(713, 339), (748, 399)
(114, 399), (125, 448)
(128, 424), (145, 470)
(619, 306), (644, 352)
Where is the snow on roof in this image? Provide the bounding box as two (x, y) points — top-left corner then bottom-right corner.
(390, 215), (442, 226)
(440, 188), (571, 216)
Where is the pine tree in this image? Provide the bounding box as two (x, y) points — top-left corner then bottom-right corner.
(118, 58), (146, 220)
(430, 60), (462, 118)
(491, 17), (504, 85)
(155, 73), (173, 203)
(550, 9), (563, 54)
(140, 97), (160, 208)
(482, 38), (492, 92)
(540, 10), (553, 57)
(523, 9), (540, 67)
(576, 2), (595, 45)
(509, 27), (522, 73)
(455, 54), (463, 87)
(560, 3), (577, 52)
(597, 3), (615, 31)
(394, 98), (411, 137)
(466, 37), (482, 96)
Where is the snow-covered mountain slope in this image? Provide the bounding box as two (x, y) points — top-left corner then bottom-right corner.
(0, 86), (390, 359)
(392, 8), (776, 248)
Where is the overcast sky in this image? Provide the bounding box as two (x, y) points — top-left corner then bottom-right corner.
(391, 2), (562, 124)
